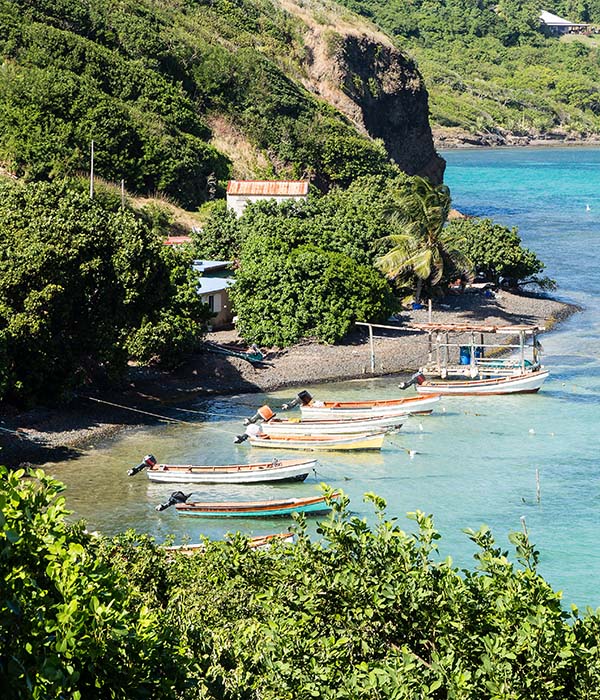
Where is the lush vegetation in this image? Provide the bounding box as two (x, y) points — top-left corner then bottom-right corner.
(3, 465), (600, 698)
(447, 217), (555, 289)
(194, 177), (412, 346)
(0, 0), (395, 208)
(0, 178), (209, 406)
(338, 0), (600, 139)
(194, 177), (549, 347)
(376, 176), (470, 301)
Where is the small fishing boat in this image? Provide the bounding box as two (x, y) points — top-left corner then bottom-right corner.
(281, 390), (440, 420)
(406, 322), (549, 396)
(235, 425), (387, 451)
(163, 532), (295, 555)
(243, 405), (403, 436)
(156, 491), (339, 518)
(204, 341), (265, 364)
(128, 454), (316, 484)
(415, 369), (550, 395)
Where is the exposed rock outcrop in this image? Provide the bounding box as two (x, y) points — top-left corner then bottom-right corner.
(279, 0), (445, 183)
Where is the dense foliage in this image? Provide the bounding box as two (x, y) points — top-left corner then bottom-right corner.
(376, 176), (471, 301)
(201, 179), (407, 346)
(338, 0), (600, 139)
(4, 467), (600, 699)
(449, 217), (554, 287)
(0, 467), (187, 699)
(0, 0), (395, 207)
(0, 178), (209, 405)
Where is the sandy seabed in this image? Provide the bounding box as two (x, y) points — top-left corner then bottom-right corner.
(0, 290), (580, 467)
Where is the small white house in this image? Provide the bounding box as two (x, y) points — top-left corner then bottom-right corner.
(540, 10), (588, 34)
(193, 260), (234, 329)
(226, 180), (309, 217)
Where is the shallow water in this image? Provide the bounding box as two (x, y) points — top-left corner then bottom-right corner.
(48, 147), (600, 609)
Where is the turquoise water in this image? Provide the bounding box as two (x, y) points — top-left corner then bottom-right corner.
(49, 147), (600, 609)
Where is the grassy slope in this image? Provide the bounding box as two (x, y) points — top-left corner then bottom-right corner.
(0, 0), (394, 208)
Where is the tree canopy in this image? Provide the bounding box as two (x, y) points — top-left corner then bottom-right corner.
(0, 178), (209, 405)
(3, 466), (600, 699)
(448, 217), (553, 287)
(375, 176), (471, 301)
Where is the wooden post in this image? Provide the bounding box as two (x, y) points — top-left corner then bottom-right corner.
(369, 324), (374, 373)
(536, 468), (540, 503)
(89, 140), (94, 199)
(428, 299), (432, 323)
(520, 331), (525, 371)
(121, 179), (125, 209)
(520, 515), (528, 537)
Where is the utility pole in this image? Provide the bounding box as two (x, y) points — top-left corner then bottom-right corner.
(89, 140), (94, 199)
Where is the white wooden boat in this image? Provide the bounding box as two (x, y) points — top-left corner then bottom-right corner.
(416, 369), (549, 395)
(244, 404), (403, 435)
(163, 532), (294, 555)
(128, 454), (316, 484)
(408, 322), (550, 396)
(157, 491), (339, 517)
(246, 430), (387, 451)
(297, 394), (440, 420)
(259, 414), (403, 436)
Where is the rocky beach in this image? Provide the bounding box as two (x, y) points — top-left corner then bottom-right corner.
(0, 290), (579, 468)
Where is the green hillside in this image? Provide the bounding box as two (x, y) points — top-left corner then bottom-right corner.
(339, 0), (600, 143)
(0, 0), (402, 208)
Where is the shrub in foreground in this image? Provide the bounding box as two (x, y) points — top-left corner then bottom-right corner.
(2, 468), (600, 698)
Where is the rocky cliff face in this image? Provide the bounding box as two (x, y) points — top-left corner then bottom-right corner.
(334, 34), (445, 183)
(280, 0), (444, 183)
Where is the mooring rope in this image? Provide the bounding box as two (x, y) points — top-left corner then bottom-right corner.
(82, 396), (240, 436)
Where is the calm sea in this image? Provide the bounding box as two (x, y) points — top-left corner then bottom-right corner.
(50, 148), (600, 609)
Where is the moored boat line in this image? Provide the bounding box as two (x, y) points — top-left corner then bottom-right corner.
(163, 531), (295, 554)
(281, 390), (441, 419)
(156, 490), (340, 518)
(245, 430), (387, 451)
(128, 454), (316, 484)
(253, 410), (404, 436)
(415, 369), (549, 395)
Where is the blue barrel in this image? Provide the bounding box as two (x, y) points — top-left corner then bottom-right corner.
(460, 346), (484, 364)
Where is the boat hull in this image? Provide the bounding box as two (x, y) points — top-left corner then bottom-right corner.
(175, 494), (336, 518)
(299, 394), (440, 419)
(247, 431), (386, 451)
(415, 369), (549, 395)
(260, 414), (403, 436)
(146, 458), (316, 484)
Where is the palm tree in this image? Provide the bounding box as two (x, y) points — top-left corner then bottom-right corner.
(375, 177), (471, 302)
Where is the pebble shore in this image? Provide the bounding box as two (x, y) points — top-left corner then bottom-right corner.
(0, 291), (580, 467)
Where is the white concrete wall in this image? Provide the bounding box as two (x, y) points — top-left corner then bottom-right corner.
(226, 193), (307, 217)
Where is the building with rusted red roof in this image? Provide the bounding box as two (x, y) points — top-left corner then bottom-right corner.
(226, 180), (309, 217)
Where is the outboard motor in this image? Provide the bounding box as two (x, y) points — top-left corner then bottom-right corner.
(281, 390), (313, 411)
(156, 491), (190, 512)
(398, 372), (426, 390)
(128, 454), (157, 477)
(244, 405), (276, 426)
(234, 423), (262, 444)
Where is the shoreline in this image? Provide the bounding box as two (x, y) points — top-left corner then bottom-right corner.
(433, 128), (600, 150)
(0, 291), (581, 468)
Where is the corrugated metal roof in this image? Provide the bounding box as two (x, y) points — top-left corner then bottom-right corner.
(197, 277), (235, 295)
(192, 260), (231, 273)
(226, 180), (309, 196)
(163, 236), (192, 245)
(540, 10), (581, 25)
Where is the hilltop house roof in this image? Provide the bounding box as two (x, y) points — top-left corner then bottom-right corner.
(196, 277), (234, 295)
(192, 260), (231, 274)
(226, 180), (309, 197)
(540, 10), (586, 26)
